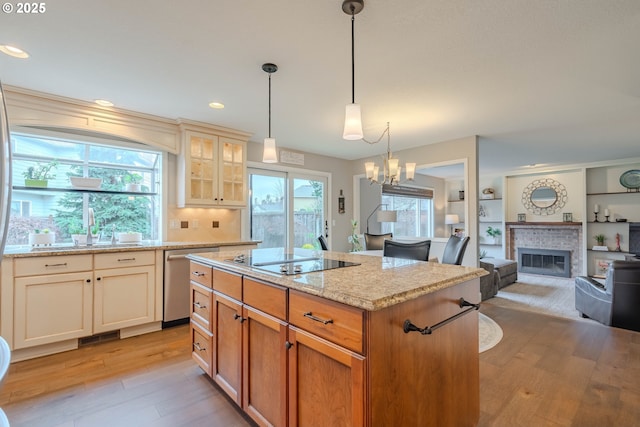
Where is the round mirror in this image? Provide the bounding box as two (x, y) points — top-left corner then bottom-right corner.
(521, 178), (567, 216)
(530, 186), (557, 208)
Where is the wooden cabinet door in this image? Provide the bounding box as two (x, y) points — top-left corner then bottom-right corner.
(183, 131), (219, 206)
(288, 326), (365, 427)
(14, 272), (92, 349)
(242, 306), (288, 427)
(213, 291), (243, 405)
(93, 265), (155, 333)
(217, 136), (246, 206)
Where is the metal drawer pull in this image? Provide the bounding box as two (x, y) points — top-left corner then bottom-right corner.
(117, 257), (136, 262)
(193, 302), (207, 309)
(45, 262), (68, 267)
(303, 312), (334, 325)
(193, 342), (206, 351)
(192, 271), (205, 277)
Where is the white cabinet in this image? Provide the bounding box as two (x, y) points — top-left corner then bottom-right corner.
(93, 251), (156, 333)
(9, 251), (157, 351)
(12, 255), (93, 349)
(14, 271), (93, 349)
(177, 123), (250, 208)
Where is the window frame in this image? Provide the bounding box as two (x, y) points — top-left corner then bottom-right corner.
(7, 127), (164, 245)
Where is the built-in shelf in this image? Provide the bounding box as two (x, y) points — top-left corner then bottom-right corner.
(479, 220), (501, 223)
(587, 249), (631, 255)
(447, 199), (464, 203)
(587, 191), (640, 196)
(479, 197), (502, 201)
(13, 186), (157, 196)
(587, 221), (632, 224)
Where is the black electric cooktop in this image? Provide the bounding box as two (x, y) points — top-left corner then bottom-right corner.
(225, 253), (360, 275)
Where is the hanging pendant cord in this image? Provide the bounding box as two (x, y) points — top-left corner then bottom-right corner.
(350, 11), (355, 104)
(268, 72), (272, 138)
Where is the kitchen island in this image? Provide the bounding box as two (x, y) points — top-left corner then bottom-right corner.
(187, 248), (487, 427)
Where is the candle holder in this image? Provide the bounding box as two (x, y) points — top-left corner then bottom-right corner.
(605, 215), (610, 222)
(594, 212), (599, 222)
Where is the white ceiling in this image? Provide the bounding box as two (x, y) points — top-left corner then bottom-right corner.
(2, 0), (640, 175)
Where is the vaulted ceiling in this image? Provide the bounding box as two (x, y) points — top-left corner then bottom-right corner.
(2, 0), (639, 174)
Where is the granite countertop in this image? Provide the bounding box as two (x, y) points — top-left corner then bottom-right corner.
(188, 248), (487, 311)
(2, 240), (259, 258)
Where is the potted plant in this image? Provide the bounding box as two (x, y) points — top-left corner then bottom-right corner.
(486, 226), (502, 244)
(23, 160), (58, 187)
(28, 228), (55, 246)
(123, 173), (143, 192)
(70, 225), (87, 245)
(593, 234), (607, 250)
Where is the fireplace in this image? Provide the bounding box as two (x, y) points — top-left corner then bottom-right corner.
(518, 248), (571, 277)
(505, 222), (582, 277)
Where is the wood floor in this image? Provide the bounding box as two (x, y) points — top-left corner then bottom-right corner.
(1, 304), (639, 427)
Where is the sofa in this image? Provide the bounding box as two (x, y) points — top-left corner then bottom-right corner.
(482, 258), (518, 289)
(479, 261), (499, 301)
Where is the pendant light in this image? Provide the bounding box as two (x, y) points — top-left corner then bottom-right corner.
(342, 0), (364, 140)
(262, 63), (278, 163)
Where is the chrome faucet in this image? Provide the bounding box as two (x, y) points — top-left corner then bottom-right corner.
(86, 208), (95, 246)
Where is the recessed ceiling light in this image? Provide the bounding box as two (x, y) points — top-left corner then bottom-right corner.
(0, 45), (29, 59)
(209, 102), (224, 109)
(94, 99), (114, 107)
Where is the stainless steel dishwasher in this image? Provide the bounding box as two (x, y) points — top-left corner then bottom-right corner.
(163, 247), (219, 327)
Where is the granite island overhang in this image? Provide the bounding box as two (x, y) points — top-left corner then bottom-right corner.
(187, 247), (488, 311)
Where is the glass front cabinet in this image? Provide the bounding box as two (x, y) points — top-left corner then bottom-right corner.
(178, 123), (250, 207)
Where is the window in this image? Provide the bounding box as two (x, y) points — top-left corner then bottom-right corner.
(381, 185), (434, 238)
(249, 168), (328, 250)
(7, 131), (162, 246)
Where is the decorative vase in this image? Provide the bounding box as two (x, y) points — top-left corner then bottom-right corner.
(25, 179), (48, 188)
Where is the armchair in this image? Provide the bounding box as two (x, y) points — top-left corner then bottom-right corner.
(383, 240), (431, 261)
(575, 260), (640, 332)
(441, 235), (470, 265)
(317, 235), (328, 250)
(364, 232), (392, 250)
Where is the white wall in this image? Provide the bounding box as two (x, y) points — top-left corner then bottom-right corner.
(505, 169), (584, 223)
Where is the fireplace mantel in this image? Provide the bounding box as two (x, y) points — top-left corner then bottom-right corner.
(505, 222), (584, 277)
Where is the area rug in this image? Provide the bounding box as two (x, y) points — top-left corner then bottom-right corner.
(484, 273), (583, 321)
(479, 313), (503, 353)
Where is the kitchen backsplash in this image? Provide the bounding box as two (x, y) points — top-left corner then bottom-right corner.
(166, 206), (241, 242)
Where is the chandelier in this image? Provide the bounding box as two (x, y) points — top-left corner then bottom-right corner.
(363, 123), (416, 186)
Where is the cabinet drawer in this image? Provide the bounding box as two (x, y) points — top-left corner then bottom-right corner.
(191, 282), (213, 331)
(190, 261), (212, 288)
(213, 268), (242, 301)
(94, 251), (155, 269)
(14, 254), (93, 277)
(243, 278), (287, 321)
(289, 290), (364, 354)
(191, 321), (213, 376)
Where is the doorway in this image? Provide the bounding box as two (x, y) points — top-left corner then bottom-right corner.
(249, 168), (328, 250)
